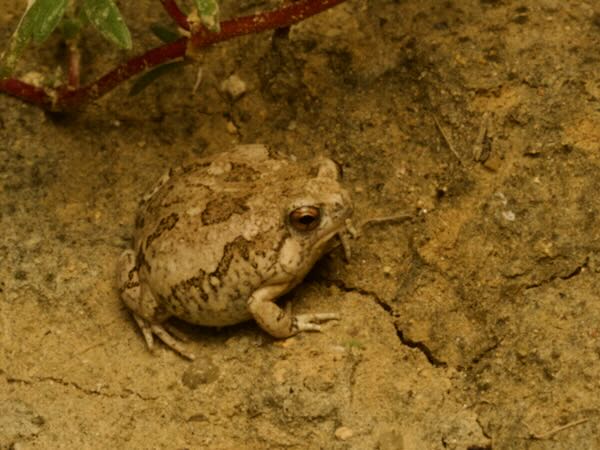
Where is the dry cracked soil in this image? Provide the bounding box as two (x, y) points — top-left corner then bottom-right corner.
(2, 0), (600, 449)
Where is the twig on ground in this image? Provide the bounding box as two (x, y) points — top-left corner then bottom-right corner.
(433, 115), (462, 164)
(472, 111), (490, 162)
(527, 418), (589, 440)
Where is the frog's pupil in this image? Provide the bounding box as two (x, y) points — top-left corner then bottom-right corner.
(289, 206), (320, 231)
(300, 215), (315, 225)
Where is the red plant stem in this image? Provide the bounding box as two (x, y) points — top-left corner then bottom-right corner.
(192, 0), (346, 46)
(0, 0), (347, 111)
(57, 38), (187, 109)
(160, 0), (189, 31)
(0, 78), (52, 108)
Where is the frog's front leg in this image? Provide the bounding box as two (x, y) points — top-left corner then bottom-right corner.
(118, 250), (196, 360)
(247, 285), (340, 339)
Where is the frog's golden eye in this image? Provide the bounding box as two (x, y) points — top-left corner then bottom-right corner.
(289, 206), (321, 231)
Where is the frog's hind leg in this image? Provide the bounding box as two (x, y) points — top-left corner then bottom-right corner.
(132, 314), (196, 360)
(118, 250), (196, 360)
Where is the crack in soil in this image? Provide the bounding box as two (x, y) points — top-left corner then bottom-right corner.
(4, 373), (157, 401)
(470, 339), (502, 365)
(395, 328), (447, 368)
(326, 279), (447, 367)
(524, 258), (588, 290)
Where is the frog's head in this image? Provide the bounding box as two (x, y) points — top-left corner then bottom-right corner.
(277, 158), (353, 278)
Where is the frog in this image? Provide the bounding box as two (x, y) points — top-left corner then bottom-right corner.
(117, 144), (354, 360)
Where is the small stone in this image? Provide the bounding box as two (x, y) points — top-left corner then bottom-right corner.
(502, 210), (516, 221)
(181, 357), (220, 388)
(220, 74), (247, 99)
(335, 426), (354, 441)
(226, 121), (237, 134)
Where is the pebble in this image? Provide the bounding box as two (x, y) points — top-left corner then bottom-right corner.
(335, 426), (354, 440)
(220, 74), (247, 99)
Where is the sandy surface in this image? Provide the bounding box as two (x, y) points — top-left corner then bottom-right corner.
(2, 0), (600, 448)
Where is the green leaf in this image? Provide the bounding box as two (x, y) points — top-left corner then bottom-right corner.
(27, 0), (69, 43)
(193, 0), (220, 32)
(150, 24), (180, 44)
(129, 61), (187, 96)
(81, 0), (132, 49)
(0, 0), (68, 76)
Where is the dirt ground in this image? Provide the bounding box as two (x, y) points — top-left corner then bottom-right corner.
(2, 0), (600, 448)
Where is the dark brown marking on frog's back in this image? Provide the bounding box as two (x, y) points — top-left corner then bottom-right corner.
(181, 161), (211, 175)
(159, 195), (186, 210)
(225, 163), (261, 183)
(209, 236), (251, 280)
(122, 266), (140, 291)
(145, 212), (179, 249)
(169, 270), (210, 312)
(136, 248), (151, 273)
(143, 182), (177, 215)
(201, 195), (250, 226)
(161, 271), (209, 318)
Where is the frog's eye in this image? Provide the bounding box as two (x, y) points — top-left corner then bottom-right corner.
(289, 206), (321, 231)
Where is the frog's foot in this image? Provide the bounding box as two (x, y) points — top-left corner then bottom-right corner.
(292, 313), (340, 333)
(132, 314), (196, 360)
(249, 285), (341, 338)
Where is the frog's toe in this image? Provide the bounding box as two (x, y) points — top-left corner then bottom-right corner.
(150, 324), (196, 360)
(133, 314), (156, 350)
(132, 314), (196, 360)
(163, 323), (191, 342)
(293, 313), (340, 332)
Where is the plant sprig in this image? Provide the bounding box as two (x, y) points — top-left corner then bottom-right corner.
(0, 0), (131, 77)
(0, 0), (347, 111)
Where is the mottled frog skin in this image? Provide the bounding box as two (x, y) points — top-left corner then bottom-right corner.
(118, 145), (353, 359)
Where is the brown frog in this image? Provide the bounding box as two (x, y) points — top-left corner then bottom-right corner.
(118, 145), (354, 359)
